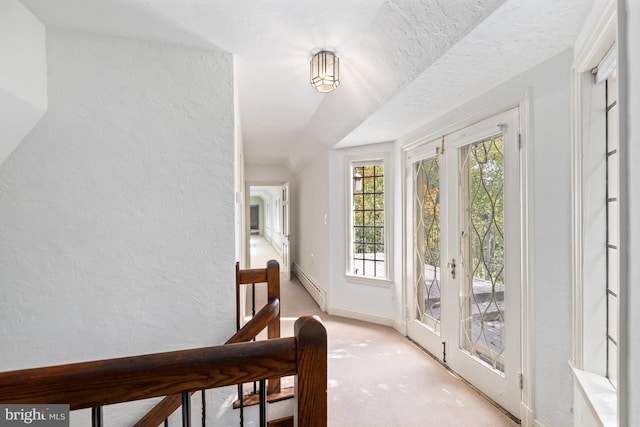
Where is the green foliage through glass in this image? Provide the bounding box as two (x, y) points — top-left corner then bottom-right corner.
(352, 164), (385, 277)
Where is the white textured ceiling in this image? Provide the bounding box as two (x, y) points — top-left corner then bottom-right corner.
(21, 0), (594, 173)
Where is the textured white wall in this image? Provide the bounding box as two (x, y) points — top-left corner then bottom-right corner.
(0, 0), (47, 165)
(293, 150), (331, 295)
(0, 28), (236, 422)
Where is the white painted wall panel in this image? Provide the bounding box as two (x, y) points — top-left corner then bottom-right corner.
(245, 164), (291, 183)
(528, 52), (574, 427)
(327, 142), (398, 323)
(293, 149), (331, 297)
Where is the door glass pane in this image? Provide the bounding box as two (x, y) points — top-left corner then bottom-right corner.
(607, 338), (618, 389)
(414, 157), (441, 331)
(607, 150), (619, 197)
(607, 247), (619, 294)
(607, 199), (619, 247)
(459, 135), (506, 373)
(608, 294), (619, 347)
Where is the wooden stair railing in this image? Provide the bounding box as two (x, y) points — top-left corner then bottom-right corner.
(134, 260), (284, 426)
(134, 297), (281, 426)
(0, 315), (327, 427)
(236, 260), (281, 396)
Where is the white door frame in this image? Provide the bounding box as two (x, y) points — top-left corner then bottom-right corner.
(281, 182), (292, 281)
(446, 108), (521, 416)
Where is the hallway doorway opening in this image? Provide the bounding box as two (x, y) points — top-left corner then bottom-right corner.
(247, 183), (291, 276)
(250, 205), (260, 235)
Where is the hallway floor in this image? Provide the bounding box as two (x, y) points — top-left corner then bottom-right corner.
(249, 236), (519, 426)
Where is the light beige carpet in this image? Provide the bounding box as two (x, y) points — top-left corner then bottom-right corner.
(248, 239), (519, 426)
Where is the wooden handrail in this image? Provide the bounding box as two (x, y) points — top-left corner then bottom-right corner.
(0, 338), (296, 410)
(133, 297), (280, 426)
(227, 297), (279, 344)
(0, 316), (327, 427)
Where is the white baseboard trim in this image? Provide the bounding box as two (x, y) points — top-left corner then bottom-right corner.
(533, 419), (551, 427)
(291, 263), (406, 333)
(520, 402), (535, 427)
(327, 306), (395, 328)
(291, 263), (326, 311)
(391, 319), (407, 336)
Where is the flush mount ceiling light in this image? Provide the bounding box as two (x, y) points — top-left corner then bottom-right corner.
(310, 51), (340, 93)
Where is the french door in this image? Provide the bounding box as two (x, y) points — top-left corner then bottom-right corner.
(406, 108), (521, 417)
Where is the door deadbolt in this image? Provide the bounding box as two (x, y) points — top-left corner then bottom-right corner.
(447, 259), (456, 278)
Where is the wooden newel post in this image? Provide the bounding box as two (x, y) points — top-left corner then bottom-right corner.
(294, 315), (328, 427)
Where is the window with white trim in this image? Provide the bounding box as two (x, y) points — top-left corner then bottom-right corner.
(572, 26), (620, 424)
(347, 159), (389, 281)
(580, 44), (620, 384)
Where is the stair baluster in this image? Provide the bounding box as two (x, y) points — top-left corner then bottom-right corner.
(259, 380), (267, 427)
(182, 391), (191, 427)
(201, 390), (206, 427)
(92, 406), (103, 427)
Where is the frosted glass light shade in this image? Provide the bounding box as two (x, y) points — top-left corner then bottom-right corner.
(310, 51), (340, 93)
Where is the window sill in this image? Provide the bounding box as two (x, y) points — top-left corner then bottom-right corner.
(570, 362), (617, 427)
(345, 274), (392, 288)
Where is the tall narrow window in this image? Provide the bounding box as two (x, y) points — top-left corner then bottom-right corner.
(605, 67), (619, 387)
(349, 161), (387, 279)
(575, 40), (619, 384)
(571, 11), (620, 424)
